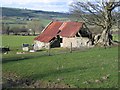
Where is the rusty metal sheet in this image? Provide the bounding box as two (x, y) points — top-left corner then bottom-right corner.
(34, 21), (63, 43)
(59, 22), (83, 37)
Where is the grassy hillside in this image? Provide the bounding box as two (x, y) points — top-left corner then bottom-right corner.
(2, 46), (118, 88)
(2, 35), (119, 88)
(1, 7), (69, 18)
(2, 7), (35, 17)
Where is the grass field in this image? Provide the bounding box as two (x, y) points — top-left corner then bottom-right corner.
(2, 46), (118, 88)
(2, 35), (119, 88)
(2, 35), (35, 49)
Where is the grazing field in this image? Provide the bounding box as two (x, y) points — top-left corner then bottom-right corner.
(2, 35), (36, 50)
(2, 35), (119, 88)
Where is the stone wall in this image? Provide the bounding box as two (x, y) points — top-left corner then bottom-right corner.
(34, 40), (50, 50)
(34, 37), (92, 50)
(62, 37), (91, 48)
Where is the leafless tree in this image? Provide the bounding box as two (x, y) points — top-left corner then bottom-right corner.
(70, 0), (120, 46)
(27, 20), (44, 35)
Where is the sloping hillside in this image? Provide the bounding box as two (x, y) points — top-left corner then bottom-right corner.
(1, 7), (69, 19)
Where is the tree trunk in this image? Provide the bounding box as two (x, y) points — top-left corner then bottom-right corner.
(96, 29), (112, 47)
(96, 7), (113, 47)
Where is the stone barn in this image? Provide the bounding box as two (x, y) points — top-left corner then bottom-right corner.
(34, 21), (92, 50)
(59, 22), (92, 48)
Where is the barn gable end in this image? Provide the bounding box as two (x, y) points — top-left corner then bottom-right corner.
(34, 21), (63, 50)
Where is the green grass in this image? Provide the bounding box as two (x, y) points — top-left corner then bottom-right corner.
(113, 34), (119, 41)
(2, 46), (118, 88)
(2, 35), (35, 50)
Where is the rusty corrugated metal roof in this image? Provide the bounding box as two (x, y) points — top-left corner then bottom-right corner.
(34, 21), (84, 43)
(59, 22), (84, 37)
(34, 21), (63, 43)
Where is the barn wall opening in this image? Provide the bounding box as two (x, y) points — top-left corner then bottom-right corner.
(50, 35), (61, 48)
(79, 28), (92, 39)
(79, 28), (89, 37)
(60, 38), (63, 43)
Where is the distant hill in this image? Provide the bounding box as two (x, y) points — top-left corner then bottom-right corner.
(1, 7), (69, 18)
(1, 7), (35, 17)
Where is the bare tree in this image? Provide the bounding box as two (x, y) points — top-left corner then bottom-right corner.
(70, 0), (120, 46)
(2, 23), (10, 35)
(27, 20), (44, 35)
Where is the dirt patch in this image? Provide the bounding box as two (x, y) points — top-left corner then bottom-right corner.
(3, 78), (70, 88)
(2, 72), (71, 88)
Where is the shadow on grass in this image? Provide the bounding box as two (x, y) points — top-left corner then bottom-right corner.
(29, 66), (89, 80)
(2, 50), (69, 64)
(2, 48), (89, 64)
(2, 53), (48, 63)
(2, 66), (89, 88)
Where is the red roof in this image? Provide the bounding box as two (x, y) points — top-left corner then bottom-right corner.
(34, 21), (84, 43)
(59, 22), (83, 37)
(34, 21), (63, 43)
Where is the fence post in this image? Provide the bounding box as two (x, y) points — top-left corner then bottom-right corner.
(70, 42), (72, 53)
(48, 43), (50, 56)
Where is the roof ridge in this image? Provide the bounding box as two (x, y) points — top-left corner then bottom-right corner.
(59, 22), (67, 30)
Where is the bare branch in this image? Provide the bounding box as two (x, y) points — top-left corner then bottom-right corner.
(111, 1), (120, 10)
(70, 0), (119, 29)
(87, 2), (105, 19)
(71, 1), (105, 27)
